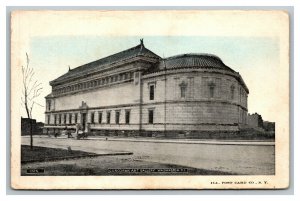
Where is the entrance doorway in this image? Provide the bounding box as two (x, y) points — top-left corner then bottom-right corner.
(82, 113), (87, 131)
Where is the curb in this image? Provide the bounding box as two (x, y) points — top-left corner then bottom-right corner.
(24, 136), (275, 146)
(85, 138), (275, 146)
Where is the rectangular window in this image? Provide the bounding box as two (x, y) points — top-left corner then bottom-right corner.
(59, 114), (62, 124)
(47, 115), (50, 124)
(179, 82), (187, 98)
(75, 113), (78, 124)
(180, 85), (187, 98)
(148, 109), (154, 124)
(125, 110), (130, 124)
(64, 114), (67, 124)
(47, 100), (51, 111)
(54, 114), (57, 125)
(115, 111), (120, 124)
(68, 114), (72, 124)
(181, 87), (186, 98)
(149, 85), (155, 100)
(107, 111), (111, 124)
(98, 112), (102, 123)
(91, 112), (95, 124)
(231, 86), (235, 100)
(209, 86), (215, 98)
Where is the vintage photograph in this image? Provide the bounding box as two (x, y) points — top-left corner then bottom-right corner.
(10, 10), (289, 189)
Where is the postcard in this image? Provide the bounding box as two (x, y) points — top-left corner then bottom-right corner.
(10, 10), (289, 189)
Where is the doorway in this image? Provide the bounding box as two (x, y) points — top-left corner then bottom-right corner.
(82, 113), (86, 131)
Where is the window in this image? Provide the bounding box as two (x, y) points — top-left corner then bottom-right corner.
(106, 111), (111, 124)
(148, 109), (154, 124)
(115, 111), (120, 124)
(98, 112), (102, 123)
(75, 113), (78, 124)
(54, 114), (57, 125)
(179, 82), (187, 98)
(91, 112), (95, 124)
(59, 114), (62, 124)
(64, 114), (67, 124)
(125, 110), (130, 124)
(68, 114), (72, 124)
(208, 82), (215, 98)
(149, 85), (155, 100)
(230, 85), (235, 100)
(47, 100), (51, 111)
(47, 115), (50, 124)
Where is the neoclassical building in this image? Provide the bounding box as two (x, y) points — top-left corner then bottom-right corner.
(44, 40), (249, 137)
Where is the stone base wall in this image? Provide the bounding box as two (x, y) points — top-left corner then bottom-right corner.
(43, 126), (273, 140)
(88, 129), (274, 139)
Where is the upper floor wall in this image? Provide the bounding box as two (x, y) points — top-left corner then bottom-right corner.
(142, 70), (248, 109)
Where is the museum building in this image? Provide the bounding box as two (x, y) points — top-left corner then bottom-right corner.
(44, 40), (249, 137)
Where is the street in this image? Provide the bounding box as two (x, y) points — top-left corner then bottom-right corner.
(22, 136), (275, 175)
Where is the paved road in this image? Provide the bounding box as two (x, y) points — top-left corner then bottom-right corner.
(22, 137), (275, 175)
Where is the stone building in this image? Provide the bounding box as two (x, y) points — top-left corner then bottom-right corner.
(21, 117), (44, 136)
(247, 113), (264, 129)
(263, 121), (275, 132)
(44, 40), (249, 137)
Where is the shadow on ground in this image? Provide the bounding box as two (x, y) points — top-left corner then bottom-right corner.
(21, 145), (235, 176)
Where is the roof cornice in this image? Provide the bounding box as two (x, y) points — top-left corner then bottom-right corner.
(50, 55), (158, 86)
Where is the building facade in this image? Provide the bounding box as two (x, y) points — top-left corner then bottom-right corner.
(21, 117), (44, 136)
(247, 113), (264, 129)
(44, 40), (249, 137)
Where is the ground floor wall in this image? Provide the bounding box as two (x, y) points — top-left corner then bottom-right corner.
(44, 100), (247, 137)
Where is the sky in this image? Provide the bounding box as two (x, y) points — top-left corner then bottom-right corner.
(12, 11), (288, 123)
(27, 36), (279, 122)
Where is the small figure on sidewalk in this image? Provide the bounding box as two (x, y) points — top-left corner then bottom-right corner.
(67, 146), (72, 153)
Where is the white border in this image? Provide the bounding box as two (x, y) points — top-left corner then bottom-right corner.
(1, 0), (299, 200)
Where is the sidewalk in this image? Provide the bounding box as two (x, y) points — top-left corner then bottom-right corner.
(25, 135), (275, 146)
(87, 136), (275, 146)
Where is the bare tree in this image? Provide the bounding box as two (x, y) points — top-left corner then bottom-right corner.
(21, 53), (43, 150)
